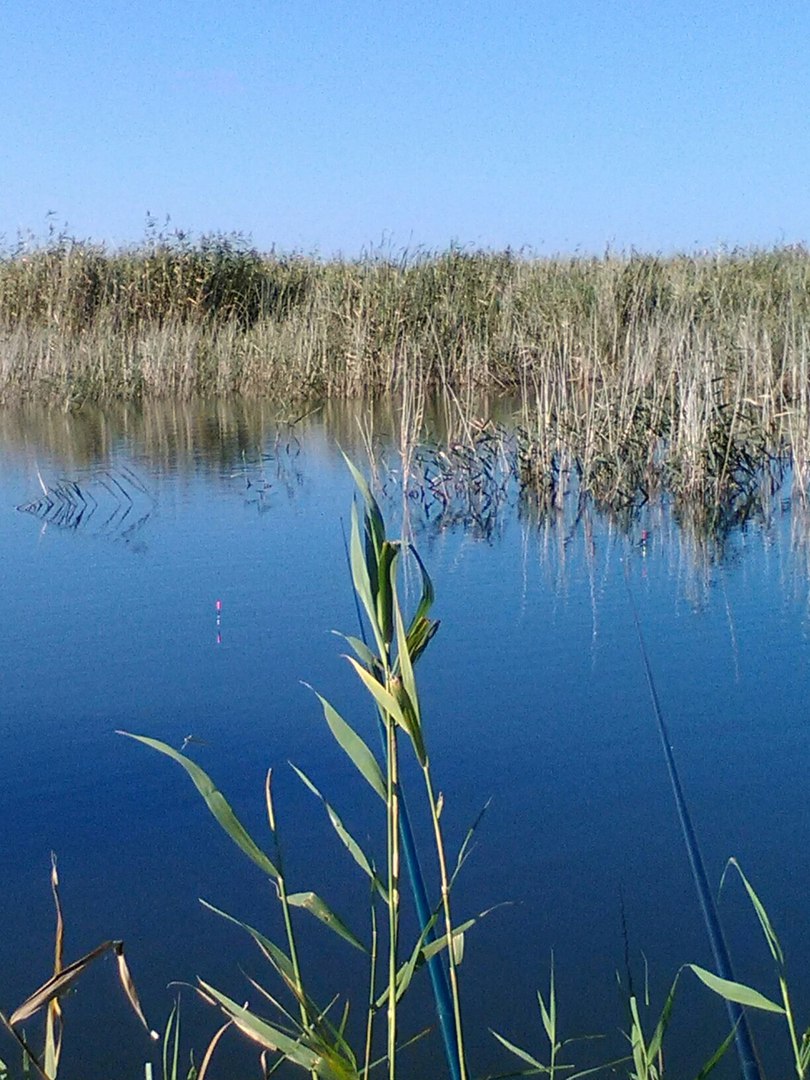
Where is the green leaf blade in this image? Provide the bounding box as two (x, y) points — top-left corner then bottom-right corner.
(307, 691), (385, 801)
(289, 765), (388, 901)
(118, 733), (279, 880)
(687, 965), (785, 1014)
(344, 656), (407, 728)
(286, 892), (367, 953)
(198, 981), (338, 1078)
(723, 858), (785, 968)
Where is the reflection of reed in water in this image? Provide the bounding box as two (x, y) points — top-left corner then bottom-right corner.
(0, 398), (328, 474)
(17, 464), (155, 544)
(788, 494), (810, 613)
(404, 422), (515, 543)
(2, 395), (804, 584)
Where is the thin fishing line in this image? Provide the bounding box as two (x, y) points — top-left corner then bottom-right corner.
(625, 565), (762, 1080)
(339, 515), (462, 1080)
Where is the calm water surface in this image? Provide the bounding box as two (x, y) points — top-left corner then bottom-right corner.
(1, 401), (809, 1079)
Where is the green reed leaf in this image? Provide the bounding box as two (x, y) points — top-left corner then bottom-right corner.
(198, 981), (345, 1078)
(407, 545), (436, 630)
(348, 501), (385, 658)
(199, 901), (297, 987)
(695, 1026), (736, 1080)
(344, 657), (407, 729)
(375, 541), (398, 649)
(405, 615), (440, 668)
(687, 965), (785, 1014)
(422, 918), (476, 962)
(379, 908), (491, 1008)
(333, 632), (377, 671)
(118, 732), (279, 880)
(391, 577), (427, 764)
(628, 996), (647, 1074)
(349, 500), (374, 614)
(366, 1027), (432, 1072)
(646, 976), (678, 1064)
(450, 798), (492, 888)
(290, 765), (388, 901)
(392, 573), (417, 714)
(342, 454), (385, 557)
(162, 998), (180, 1080)
(722, 858), (785, 968)
(390, 679), (425, 761)
(451, 929), (465, 966)
(376, 913), (439, 1008)
(538, 958), (556, 1049)
(800, 1029), (810, 1072)
(489, 1028), (545, 1071)
(306, 689), (385, 801)
(286, 892), (366, 953)
(396, 924), (436, 1004)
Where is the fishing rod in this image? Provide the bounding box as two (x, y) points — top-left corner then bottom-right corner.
(341, 517), (462, 1080)
(626, 569), (762, 1080)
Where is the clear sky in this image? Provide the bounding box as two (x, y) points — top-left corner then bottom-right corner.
(2, 1), (809, 257)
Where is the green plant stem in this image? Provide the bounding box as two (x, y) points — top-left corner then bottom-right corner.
(278, 872), (307, 1018)
(341, 513), (461, 1080)
(385, 715), (400, 1080)
(266, 774), (313, 1056)
(778, 974), (803, 1078)
(363, 904), (378, 1080)
(423, 765), (468, 1080)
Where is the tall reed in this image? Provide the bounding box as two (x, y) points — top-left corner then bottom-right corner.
(119, 465), (474, 1079)
(3, 237), (808, 510)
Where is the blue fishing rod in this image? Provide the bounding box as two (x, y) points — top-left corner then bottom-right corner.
(341, 518), (462, 1080)
(626, 570), (761, 1080)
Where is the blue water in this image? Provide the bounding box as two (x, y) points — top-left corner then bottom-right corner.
(1, 403), (808, 1079)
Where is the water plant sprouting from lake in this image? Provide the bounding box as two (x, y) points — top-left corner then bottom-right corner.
(121, 461), (476, 1079)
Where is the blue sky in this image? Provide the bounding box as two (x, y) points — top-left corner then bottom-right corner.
(2, 1), (808, 256)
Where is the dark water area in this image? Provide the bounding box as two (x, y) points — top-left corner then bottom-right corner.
(1, 400), (809, 1079)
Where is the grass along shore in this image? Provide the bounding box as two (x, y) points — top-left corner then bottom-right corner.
(2, 236), (810, 512)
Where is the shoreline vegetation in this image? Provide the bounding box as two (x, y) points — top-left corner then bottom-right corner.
(2, 234), (809, 524)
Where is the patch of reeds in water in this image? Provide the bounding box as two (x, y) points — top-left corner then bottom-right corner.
(0, 392), (796, 559)
(3, 236), (810, 511)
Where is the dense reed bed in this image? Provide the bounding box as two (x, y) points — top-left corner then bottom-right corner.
(2, 235), (809, 510)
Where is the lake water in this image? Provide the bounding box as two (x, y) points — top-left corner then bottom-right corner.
(1, 400), (809, 1079)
